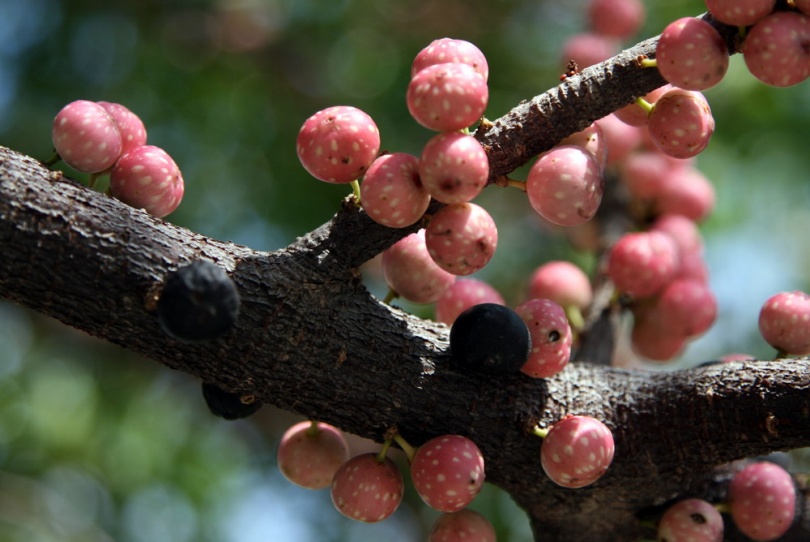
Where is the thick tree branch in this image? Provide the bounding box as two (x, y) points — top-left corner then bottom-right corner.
(0, 15), (800, 541)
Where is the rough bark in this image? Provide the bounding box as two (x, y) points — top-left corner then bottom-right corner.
(1, 13), (808, 542)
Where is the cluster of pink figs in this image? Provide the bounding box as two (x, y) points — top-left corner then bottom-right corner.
(275, 413), (617, 541)
(50, 99), (184, 218)
(288, 0), (810, 539)
(276, 415), (798, 541)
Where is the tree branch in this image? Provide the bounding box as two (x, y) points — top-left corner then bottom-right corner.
(0, 14), (800, 541)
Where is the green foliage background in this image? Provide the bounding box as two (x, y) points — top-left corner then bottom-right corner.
(1, 0), (810, 540)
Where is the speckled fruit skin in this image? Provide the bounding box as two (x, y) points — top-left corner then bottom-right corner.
(411, 37), (489, 81)
(277, 421), (350, 490)
(361, 153), (430, 228)
(429, 509), (496, 542)
(52, 99), (123, 174)
(559, 122), (608, 170)
(540, 415), (615, 488)
(704, 0), (776, 26)
(330, 453), (403, 523)
(411, 434), (485, 513)
(526, 145), (604, 227)
(758, 290), (810, 355)
(381, 229), (456, 304)
(743, 11), (810, 88)
(728, 462), (796, 541)
(656, 17), (729, 91)
(425, 202), (498, 276)
(434, 277), (505, 325)
(407, 63), (489, 132)
(419, 132), (489, 204)
(607, 230), (679, 299)
(97, 101), (147, 155)
(657, 498), (723, 542)
(647, 88), (715, 159)
(296, 105), (380, 184)
(109, 145), (184, 218)
(515, 298), (572, 379)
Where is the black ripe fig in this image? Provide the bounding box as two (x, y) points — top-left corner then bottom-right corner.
(449, 303), (531, 374)
(157, 260), (240, 342)
(201, 382), (262, 420)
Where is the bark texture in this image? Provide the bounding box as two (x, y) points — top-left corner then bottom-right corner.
(1, 13), (808, 542)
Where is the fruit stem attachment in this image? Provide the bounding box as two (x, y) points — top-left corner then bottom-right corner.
(565, 305), (585, 334)
(639, 58), (657, 69)
(635, 97), (654, 115)
(350, 179), (362, 206)
(496, 176), (526, 191)
(382, 289), (398, 305)
(377, 439), (393, 462)
(43, 151), (61, 167)
(774, 349), (789, 360)
(88, 173), (100, 189)
(392, 433), (416, 462)
(714, 502), (731, 514)
(305, 420), (322, 436)
(532, 426), (549, 439)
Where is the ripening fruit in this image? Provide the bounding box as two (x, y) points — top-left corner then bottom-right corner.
(657, 498), (724, 542)
(419, 132), (489, 204)
(540, 415), (615, 488)
(650, 214), (705, 259)
(381, 230), (456, 304)
(527, 261), (593, 311)
(526, 145), (604, 227)
(655, 165), (716, 222)
(97, 101), (147, 155)
(758, 290), (810, 355)
(515, 298), (572, 379)
(797, 0), (810, 15)
(296, 105), (380, 184)
(360, 153), (430, 228)
(614, 86), (670, 127)
(411, 434), (486, 513)
(331, 452), (404, 522)
(656, 278), (718, 338)
(742, 11), (810, 88)
(647, 88), (715, 159)
(728, 461), (797, 541)
(631, 301), (688, 362)
(411, 37), (489, 81)
(607, 231), (679, 299)
(109, 145), (185, 217)
(434, 277), (505, 325)
(704, 0), (776, 26)
(655, 17), (729, 91)
(157, 260), (241, 342)
(596, 114), (644, 166)
(277, 421), (350, 489)
(559, 122), (608, 170)
(201, 382), (262, 420)
(407, 63), (489, 132)
(450, 303), (531, 374)
(52, 99), (123, 174)
(425, 202), (498, 276)
(560, 32), (620, 70)
(587, 0), (645, 40)
(429, 509), (496, 542)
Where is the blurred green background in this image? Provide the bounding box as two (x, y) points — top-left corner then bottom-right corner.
(2, 0), (810, 540)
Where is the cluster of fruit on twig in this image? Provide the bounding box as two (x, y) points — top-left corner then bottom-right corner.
(41, 0), (810, 539)
(49, 99), (184, 218)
